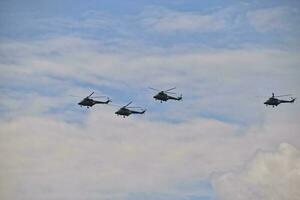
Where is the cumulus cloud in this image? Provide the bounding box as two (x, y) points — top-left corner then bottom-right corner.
(212, 143), (300, 200)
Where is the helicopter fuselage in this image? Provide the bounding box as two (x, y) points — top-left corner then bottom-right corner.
(115, 107), (131, 116)
(115, 107), (146, 117)
(78, 98), (110, 108)
(154, 92), (182, 102)
(264, 97), (295, 107)
(264, 98), (280, 106)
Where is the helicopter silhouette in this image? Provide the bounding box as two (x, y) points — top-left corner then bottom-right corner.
(149, 87), (182, 103)
(264, 93), (296, 107)
(74, 92), (111, 108)
(115, 101), (146, 118)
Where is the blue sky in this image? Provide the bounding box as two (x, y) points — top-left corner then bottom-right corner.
(0, 1), (300, 200)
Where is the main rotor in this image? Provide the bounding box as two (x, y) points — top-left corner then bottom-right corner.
(149, 87), (177, 94)
(271, 93), (293, 98)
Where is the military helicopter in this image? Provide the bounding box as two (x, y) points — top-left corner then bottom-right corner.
(149, 87), (182, 103)
(264, 93), (296, 107)
(75, 92), (111, 108)
(115, 101), (146, 118)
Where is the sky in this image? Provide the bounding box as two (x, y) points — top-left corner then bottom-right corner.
(0, 0), (300, 200)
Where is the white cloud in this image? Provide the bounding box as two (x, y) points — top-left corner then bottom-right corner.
(2, 36), (300, 85)
(0, 106), (300, 199)
(1, 36), (300, 123)
(247, 7), (299, 33)
(36, 11), (115, 32)
(141, 7), (226, 33)
(212, 143), (300, 200)
(1, 3), (300, 200)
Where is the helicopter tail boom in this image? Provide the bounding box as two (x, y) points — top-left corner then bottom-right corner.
(291, 98), (296, 103)
(280, 98), (296, 104)
(177, 94), (182, 101)
(168, 94), (182, 101)
(131, 109), (146, 114)
(94, 99), (112, 104)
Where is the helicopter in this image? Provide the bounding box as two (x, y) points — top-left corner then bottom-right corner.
(264, 93), (296, 107)
(115, 101), (146, 118)
(76, 92), (111, 108)
(149, 87), (182, 103)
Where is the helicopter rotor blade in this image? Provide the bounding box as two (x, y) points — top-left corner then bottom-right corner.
(255, 95), (269, 98)
(149, 87), (159, 91)
(93, 96), (109, 99)
(127, 106), (143, 109)
(275, 94), (293, 97)
(87, 92), (94, 98)
(123, 101), (132, 108)
(164, 87), (176, 92)
(68, 95), (82, 98)
(165, 91), (177, 95)
(107, 103), (121, 107)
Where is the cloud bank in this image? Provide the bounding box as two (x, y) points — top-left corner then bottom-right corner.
(213, 143), (300, 200)
(0, 108), (299, 199)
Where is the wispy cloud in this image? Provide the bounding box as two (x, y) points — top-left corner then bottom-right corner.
(247, 6), (300, 33)
(36, 11), (115, 31)
(1, 36), (300, 123)
(141, 7), (227, 33)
